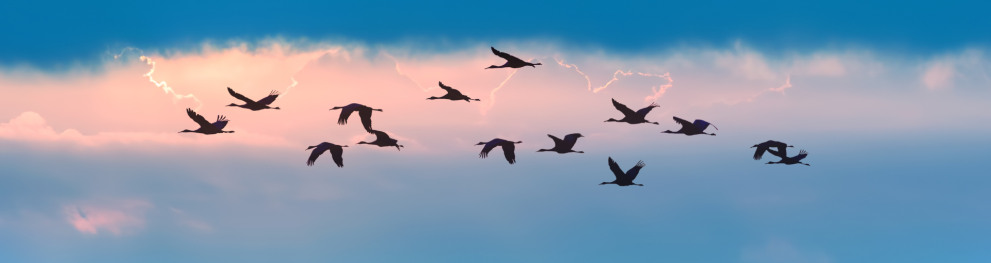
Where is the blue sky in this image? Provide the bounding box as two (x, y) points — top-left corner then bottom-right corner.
(1, 1), (990, 263)
(3, 0), (991, 67)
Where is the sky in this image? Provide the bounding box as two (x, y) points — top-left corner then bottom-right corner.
(1, 1), (990, 262)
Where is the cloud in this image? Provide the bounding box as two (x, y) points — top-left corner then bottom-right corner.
(64, 200), (152, 235)
(0, 111), (293, 148)
(0, 39), (987, 155)
(921, 49), (991, 90)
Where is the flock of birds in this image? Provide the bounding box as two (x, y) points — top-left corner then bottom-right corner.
(179, 47), (811, 186)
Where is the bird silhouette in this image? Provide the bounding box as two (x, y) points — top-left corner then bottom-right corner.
(357, 130), (404, 151)
(604, 99), (660, 124)
(765, 149), (810, 166)
(330, 103), (382, 133)
(485, 47), (541, 69)
(476, 138), (522, 164)
(600, 157), (645, 186)
(662, 116), (718, 136)
(179, 108), (234, 134)
(751, 140), (793, 160)
(537, 133), (585, 154)
(427, 82), (481, 102)
(225, 87), (281, 111)
(306, 142), (347, 167)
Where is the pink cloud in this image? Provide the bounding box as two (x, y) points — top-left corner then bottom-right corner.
(0, 111), (293, 148)
(64, 200), (152, 235)
(0, 39), (985, 154)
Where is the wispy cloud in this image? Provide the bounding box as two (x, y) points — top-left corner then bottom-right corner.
(64, 200), (152, 235)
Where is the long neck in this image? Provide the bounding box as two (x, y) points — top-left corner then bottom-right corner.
(537, 149), (551, 152)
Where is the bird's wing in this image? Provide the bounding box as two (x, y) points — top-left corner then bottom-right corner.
(256, 90), (279, 105)
(794, 150), (808, 161)
(479, 139), (504, 158)
(562, 134), (581, 149)
(438, 81), (454, 92)
(612, 99), (636, 117)
(227, 87), (256, 104)
(773, 145), (788, 157)
(626, 160), (645, 181)
(753, 146), (768, 160)
(608, 157), (625, 180)
(307, 143), (330, 166)
(329, 145), (344, 167)
(337, 104), (358, 125)
(447, 88), (465, 97)
(372, 130), (390, 141)
(358, 108), (374, 133)
(491, 47), (525, 64)
(547, 134), (564, 147)
(212, 119), (228, 130)
(765, 148), (787, 158)
(635, 104), (657, 117)
(673, 116), (693, 128)
(501, 142), (516, 164)
(693, 119), (714, 131)
(186, 108), (213, 129)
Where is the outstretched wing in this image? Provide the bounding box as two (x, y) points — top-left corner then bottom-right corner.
(611, 98), (636, 117)
(793, 150), (808, 161)
(358, 108), (374, 133)
(307, 143), (330, 166)
(371, 130), (391, 141)
(501, 142), (516, 164)
(608, 157), (625, 181)
(212, 116), (228, 130)
(336, 104), (359, 125)
(753, 146), (769, 160)
(438, 81), (454, 92)
(673, 116), (693, 128)
(626, 160), (645, 181)
(635, 102), (658, 117)
(186, 108), (212, 129)
(765, 148), (787, 159)
(693, 119), (716, 131)
(562, 133), (581, 149)
(329, 145), (345, 167)
(547, 134), (564, 148)
(256, 90), (279, 105)
(227, 87), (256, 104)
(479, 139), (505, 158)
(491, 47), (525, 64)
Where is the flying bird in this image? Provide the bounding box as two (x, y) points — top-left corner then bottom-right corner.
(751, 140), (794, 160)
(179, 108), (234, 134)
(764, 149), (811, 166)
(225, 87), (281, 111)
(485, 47), (541, 69)
(427, 82), (481, 102)
(604, 99), (660, 124)
(357, 130), (404, 151)
(476, 138), (522, 164)
(662, 116), (718, 136)
(600, 157), (645, 186)
(306, 142), (347, 167)
(330, 103), (382, 133)
(536, 133), (585, 154)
